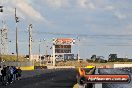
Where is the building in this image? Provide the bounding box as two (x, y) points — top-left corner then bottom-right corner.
(25, 54), (39, 61)
(108, 54), (128, 62)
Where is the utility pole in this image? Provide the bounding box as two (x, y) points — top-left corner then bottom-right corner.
(1, 23), (8, 55)
(52, 44), (55, 66)
(43, 39), (48, 62)
(28, 24), (32, 61)
(15, 8), (19, 61)
(0, 5), (3, 62)
(0, 6), (8, 55)
(77, 37), (80, 62)
(0, 6), (8, 62)
(52, 38), (56, 67)
(39, 40), (41, 64)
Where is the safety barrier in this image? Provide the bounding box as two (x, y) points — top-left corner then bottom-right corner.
(47, 66), (75, 69)
(0, 61), (34, 70)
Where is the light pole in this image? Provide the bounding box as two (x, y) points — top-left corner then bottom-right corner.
(77, 37), (80, 62)
(52, 38), (56, 67)
(28, 24), (32, 61)
(39, 40), (41, 65)
(0, 6), (3, 62)
(52, 44), (55, 66)
(43, 39), (48, 62)
(15, 8), (19, 61)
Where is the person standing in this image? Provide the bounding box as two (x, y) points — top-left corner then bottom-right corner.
(12, 66), (17, 81)
(16, 67), (22, 80)
(5, 66), (11, 84)
(0, 66), (2, 84)
(1, 65), (7, 85)
(9, 66), (14, 83)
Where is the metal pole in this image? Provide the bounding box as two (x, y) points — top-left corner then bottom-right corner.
(0, 29), (2, 62)
(1, 30), (2, 53)
(39, 40), (41, 63)
(52, 44), (55, 66)
(44, 39), (48, 63)
(29, 24), (32, 61)
(1, 28), (8, 55)
(77, 37), (80, 62)
(16, 23), (18, 61)
(15, 8), (19, 61)
(0, 6), (3, 62)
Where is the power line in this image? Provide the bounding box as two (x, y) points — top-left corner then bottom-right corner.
(7, 30), (132, 37)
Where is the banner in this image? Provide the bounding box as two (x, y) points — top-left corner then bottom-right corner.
(53, 38), (75, 45)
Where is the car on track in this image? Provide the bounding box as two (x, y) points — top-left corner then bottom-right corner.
(76, 65), (96, 88)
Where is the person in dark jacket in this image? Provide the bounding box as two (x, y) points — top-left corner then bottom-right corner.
(12, 66), (17, 81)
(1, 65), (7, 85)
(16, 67), (22, 80)
(6, 66), (11, 84)
(9, 66), (14, 83)
(0, 66), (2, 83)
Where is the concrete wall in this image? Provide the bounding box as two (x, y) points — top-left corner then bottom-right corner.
(0, 61), (34, 70)
(114, 64), (132, 68)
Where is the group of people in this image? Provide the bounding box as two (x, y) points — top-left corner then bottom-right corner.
(0, 65), (22, 86)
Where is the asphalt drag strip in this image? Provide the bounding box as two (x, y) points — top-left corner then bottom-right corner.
(1, 69), (77, 88)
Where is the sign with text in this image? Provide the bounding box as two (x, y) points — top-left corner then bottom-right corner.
(55, 45), (71, 53)
(53, 38), (75, 45)
(85, 74), (130, 83)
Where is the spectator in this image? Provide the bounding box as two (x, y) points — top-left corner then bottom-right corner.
(9, 66), (14, 83)
(0, 66), (2, 83)
(0, 66), (22, 86)
(1, 65), (7, 85)
(16, 67), (22, 80)
(12, 66), (17, 81)
(6, 66), (11, 84)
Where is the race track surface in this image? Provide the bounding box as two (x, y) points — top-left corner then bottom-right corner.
(1, 69), (77, 88)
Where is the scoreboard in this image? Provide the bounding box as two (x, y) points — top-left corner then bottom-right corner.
(53, 38), (75, 53)
(55, 45), (71, 53)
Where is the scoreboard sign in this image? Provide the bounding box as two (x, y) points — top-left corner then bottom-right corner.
(53, 38), (75, 45)
(55, 45), (71, 53)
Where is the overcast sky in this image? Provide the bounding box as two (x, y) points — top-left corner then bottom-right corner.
(0, 0), (132, 59)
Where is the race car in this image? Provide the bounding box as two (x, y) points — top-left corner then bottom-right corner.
(78, 65), (96, 76)
(76, 65), (96, 87)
